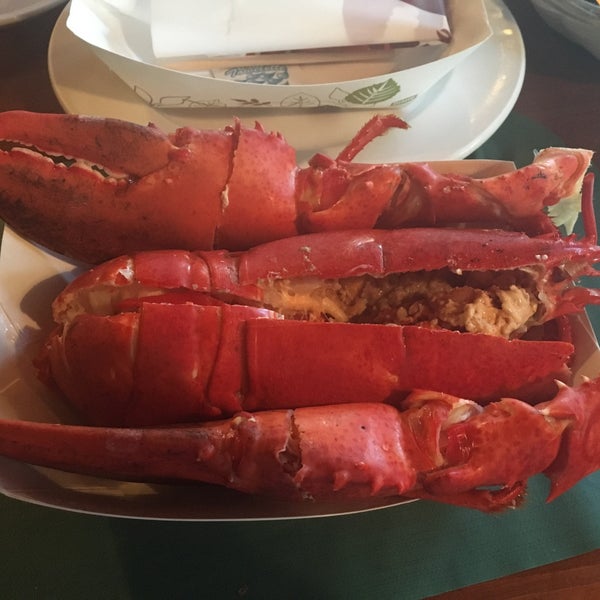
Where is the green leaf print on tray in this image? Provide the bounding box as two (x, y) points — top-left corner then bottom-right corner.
(344, 78), (400, 105)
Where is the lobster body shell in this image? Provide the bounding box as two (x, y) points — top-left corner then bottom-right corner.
(40, 227), (600, 426)
(44, 302), (573, 426)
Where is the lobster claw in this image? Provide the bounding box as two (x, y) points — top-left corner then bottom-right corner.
(0, 110), (595, 264)
(0, 112), (297, 263)
(541, 378), (600, 501)
(404, 379), (600, 510)
(0, 381), (597, 511)
(414, 395), (567, 508)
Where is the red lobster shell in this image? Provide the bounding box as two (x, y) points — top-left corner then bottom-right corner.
(39, 219), (600, 427)
(0, 111), (598, 513)
(0, 378), (599, 512)
(0, 111), (593, 263)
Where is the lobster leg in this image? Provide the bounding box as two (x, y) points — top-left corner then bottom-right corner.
(0, 380), (598, 511)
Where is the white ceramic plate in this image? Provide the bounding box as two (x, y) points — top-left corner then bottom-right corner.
(48, 0), (525, 161)
(0, 0), (65, 26)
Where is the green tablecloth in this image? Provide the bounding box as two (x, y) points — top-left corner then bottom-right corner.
(1, 112), (599, 599)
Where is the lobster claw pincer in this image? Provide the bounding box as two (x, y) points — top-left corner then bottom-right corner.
(0, 111), (299, 261)
(541, 378), (600, 501)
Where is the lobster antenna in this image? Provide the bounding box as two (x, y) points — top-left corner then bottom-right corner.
(581, 172), (597, 244)
(336, 114), (409, 162)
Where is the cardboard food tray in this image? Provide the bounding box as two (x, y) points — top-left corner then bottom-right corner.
(0, 159), (598, 520)
(65, 0), (492, 110)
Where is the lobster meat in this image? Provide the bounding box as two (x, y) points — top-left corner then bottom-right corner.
(0, 378), (599, 512)
(39, 176), (600, 427)
(0, 110), (593, 263)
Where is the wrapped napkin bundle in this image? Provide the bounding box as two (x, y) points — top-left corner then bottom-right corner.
(150, 0), (450, 83)
(151, 0), (449, 62)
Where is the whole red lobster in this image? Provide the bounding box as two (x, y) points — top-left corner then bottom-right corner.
(0, 111), (593, 263)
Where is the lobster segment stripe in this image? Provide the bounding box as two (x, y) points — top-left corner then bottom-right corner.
(132, 250), (207, 289)
(132, 303), (222, 424)
(208, 305), (282, 417)
(215, 121), (298, 250)
(201, 250), (263, 301)
(244, 320), (405, 411)
(46, 312), (138, 426)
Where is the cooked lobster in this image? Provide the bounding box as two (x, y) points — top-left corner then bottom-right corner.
(0, 111), (599, 513)
(0, 379), (599, 512)
(38, 175), (600, 427)
(0, 110), (593, 263)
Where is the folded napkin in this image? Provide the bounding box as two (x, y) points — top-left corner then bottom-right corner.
(150, 0), (450, 59)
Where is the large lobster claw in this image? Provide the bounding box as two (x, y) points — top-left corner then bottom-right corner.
(0, 111), (299, 261)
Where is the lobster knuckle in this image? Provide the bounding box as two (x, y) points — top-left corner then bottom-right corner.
(299, 164), (404, 233)
(223, 410), (303, 498)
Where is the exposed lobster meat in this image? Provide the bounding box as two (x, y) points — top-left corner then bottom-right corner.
(0, 378), (599, 512)
(0, 110), (593, 263)
(39, 183), (600, 426)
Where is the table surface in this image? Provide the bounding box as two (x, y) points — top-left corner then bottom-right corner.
(1, 1), (600, 598)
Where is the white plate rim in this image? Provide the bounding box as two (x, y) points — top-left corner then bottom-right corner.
(47, 0), (525, 161)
